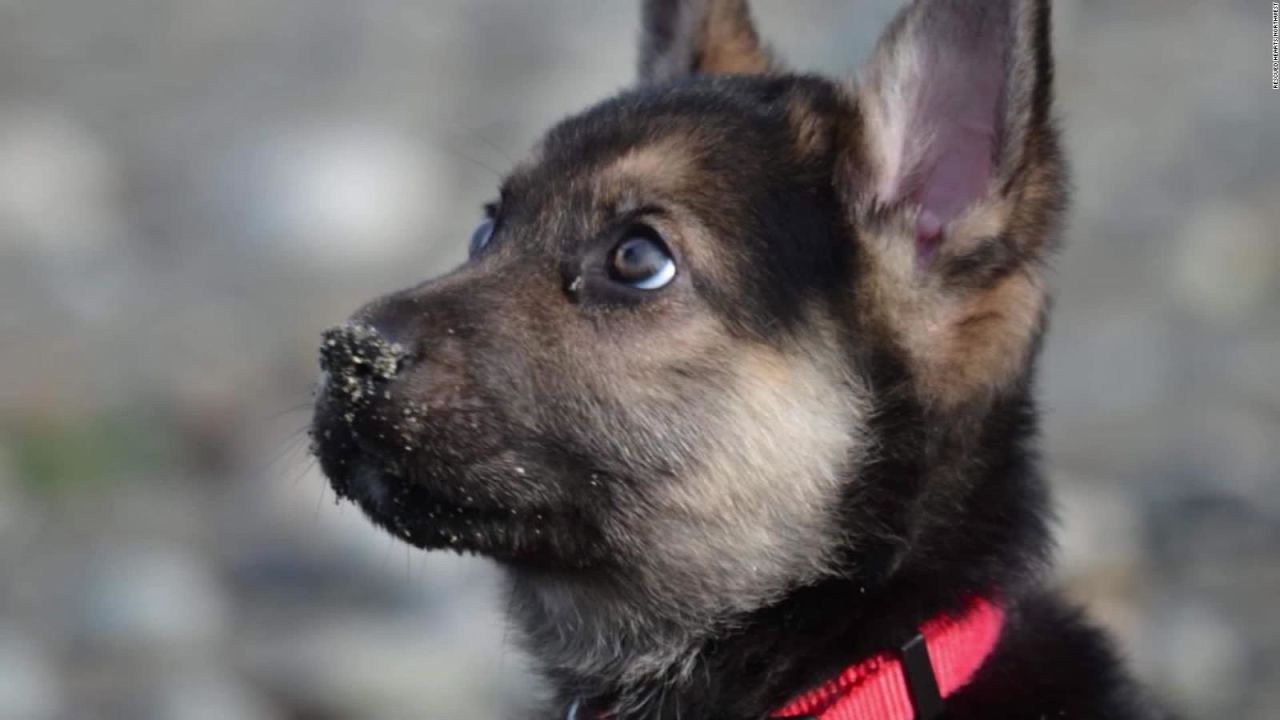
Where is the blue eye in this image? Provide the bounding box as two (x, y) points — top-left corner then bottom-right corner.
(469, 219), (495, 257)
(609, 228), (676, 290)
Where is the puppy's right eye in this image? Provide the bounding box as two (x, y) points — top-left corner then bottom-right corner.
(608, 227), (676, 291)
(469, 219), (495, 258)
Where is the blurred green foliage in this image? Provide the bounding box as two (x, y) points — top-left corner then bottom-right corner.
(3, 410), (181, 496)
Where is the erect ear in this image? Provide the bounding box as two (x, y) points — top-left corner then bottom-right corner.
(847, 0), (1065, 409)
(638, 0), (773, 84)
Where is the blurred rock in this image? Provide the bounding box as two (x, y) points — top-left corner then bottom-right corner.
(240, 612), (531, 720)
(1041, 305), (1177, 423)
(1141, 597), (1247, 719)
(0, 107), (134, 326)
(0, 446), (26, 537)
(141, 668), (277, 720)
(0, 624), (64, 720)
(1055, 474), (1143, 582)
(1173, 202), (1278, 324)
(1054, 474), (1146, 652)
(0, 107), (122, 260)
(71, 545), (229, 659)
(226, 124), (446, 270)
(1226, 338), (1280, 419)
(1187, 405), (1280, 505)
(1148, 494), (1279, 596)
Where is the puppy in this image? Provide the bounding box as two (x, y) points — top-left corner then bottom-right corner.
(311, 1), (1166, 718)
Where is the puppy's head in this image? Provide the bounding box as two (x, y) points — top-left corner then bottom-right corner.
(312, 0), (1061, 683)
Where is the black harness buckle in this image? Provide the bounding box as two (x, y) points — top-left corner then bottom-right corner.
(898, 632), (944, 720)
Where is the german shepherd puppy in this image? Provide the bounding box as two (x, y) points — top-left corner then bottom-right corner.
(311, 1), (1165, 718)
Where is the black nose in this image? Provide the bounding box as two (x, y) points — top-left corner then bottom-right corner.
(319, 323), (409, 395)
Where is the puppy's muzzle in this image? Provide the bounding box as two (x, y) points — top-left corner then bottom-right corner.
(311, 321), (416, 501)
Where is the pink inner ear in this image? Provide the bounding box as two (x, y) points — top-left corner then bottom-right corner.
(919, 124), (994, 227)
(914, 124), (994, 262)
(884, 15), (1007, 264)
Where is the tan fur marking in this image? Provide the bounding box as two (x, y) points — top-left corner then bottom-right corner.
(938, 197), (1013, 260)
(786, 93), (833, 159)
(606, 140), (697, 193)
(519, 310), (871, 688)
(855, 194), (1045, 410)
(917, 270), (1043, 407)
(638, 333), (868, 620)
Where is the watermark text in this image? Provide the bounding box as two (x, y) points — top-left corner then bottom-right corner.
(1273, 3), (1279, 89)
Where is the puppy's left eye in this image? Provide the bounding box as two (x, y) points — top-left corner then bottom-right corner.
(609, 227), (676, 290)
(469, 219), (495, 258)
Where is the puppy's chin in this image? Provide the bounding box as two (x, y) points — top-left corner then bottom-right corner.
(311, 426), (603, 570)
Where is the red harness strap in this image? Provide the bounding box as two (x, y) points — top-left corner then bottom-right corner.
(770, 597), (1004, 720)
(569, 598), (1002, 720)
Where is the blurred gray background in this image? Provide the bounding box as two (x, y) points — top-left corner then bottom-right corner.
(0, 1), (1276, 718)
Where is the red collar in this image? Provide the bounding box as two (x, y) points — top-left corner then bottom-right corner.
(770, 597), (1004, 720)
(569, 597), (1003, 720)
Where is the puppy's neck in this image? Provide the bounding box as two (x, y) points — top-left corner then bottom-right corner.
(520, 391), (1051, 720)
